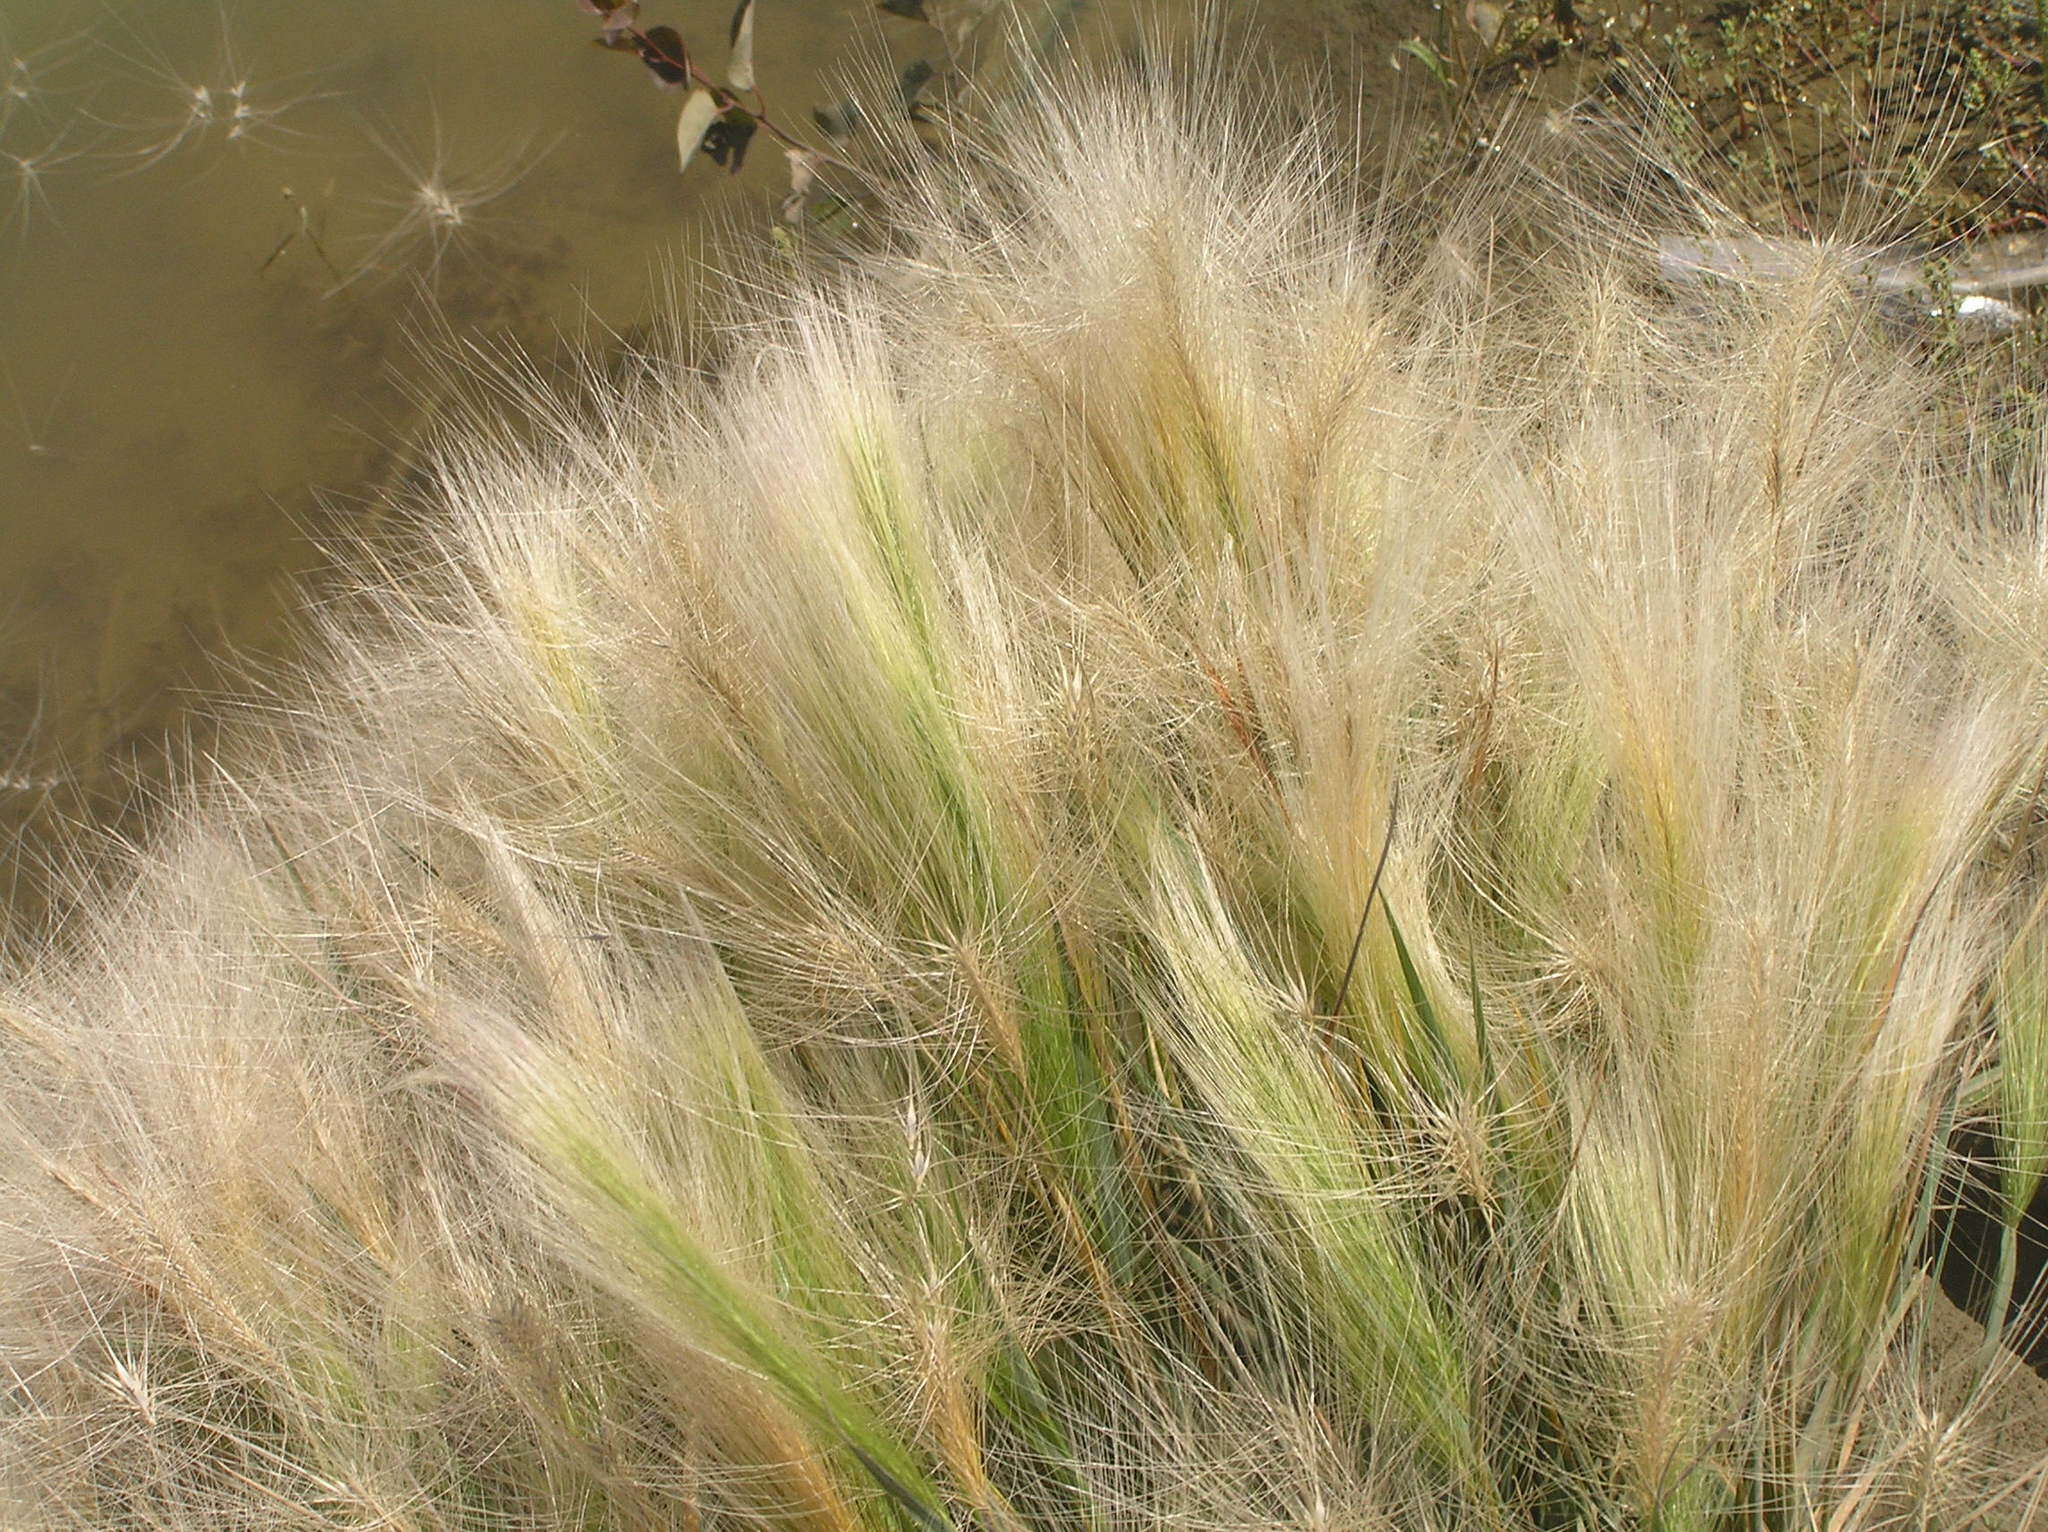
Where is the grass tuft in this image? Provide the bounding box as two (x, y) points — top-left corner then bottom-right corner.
(7, 28), (2048, 1531)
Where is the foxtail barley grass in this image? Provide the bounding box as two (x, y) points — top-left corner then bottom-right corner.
(7, 35), (2048, 1531)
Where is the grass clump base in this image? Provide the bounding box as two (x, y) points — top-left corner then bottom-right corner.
(7, 35), (2048, 1532)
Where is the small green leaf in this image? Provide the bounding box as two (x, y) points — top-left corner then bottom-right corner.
(1394, 37), (1452, 87)
(1383, 906), (1453, 1084)
(1470, 944), (1490, 1104)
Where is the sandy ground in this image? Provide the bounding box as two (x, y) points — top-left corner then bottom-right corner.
(1918, 1291), (2048, 1528)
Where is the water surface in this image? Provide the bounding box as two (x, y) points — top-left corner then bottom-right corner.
(0, 0), (1143, 927)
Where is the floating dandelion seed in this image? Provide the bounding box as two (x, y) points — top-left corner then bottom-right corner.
(0, 354), (76, 462)
(93, 3), (335, 173)
(0, 17), (98, 239)
(0, 18), (96, 133)
(329, 112), (559, 296)
(1, 118), (94, 241)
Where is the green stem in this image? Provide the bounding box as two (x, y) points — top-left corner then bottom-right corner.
(1983, 1208), (2020, 1361)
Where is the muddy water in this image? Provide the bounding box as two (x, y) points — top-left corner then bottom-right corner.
(0, 0), (1475, 934)
(0, 0), (1155, 930)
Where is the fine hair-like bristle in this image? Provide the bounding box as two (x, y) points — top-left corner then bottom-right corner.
(6, 29), (2048, 1532)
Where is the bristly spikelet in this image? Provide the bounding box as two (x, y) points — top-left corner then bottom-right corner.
(7, 25), (2048, 1532)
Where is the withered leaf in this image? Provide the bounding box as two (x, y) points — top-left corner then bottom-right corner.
(676, 87), (720, 168)
(727, 0), (756, 91)
(782, 146), (820, 219)
(594, 0), (640, 43)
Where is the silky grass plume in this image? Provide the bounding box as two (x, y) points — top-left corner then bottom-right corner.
(6, 33), (2048, 1532)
